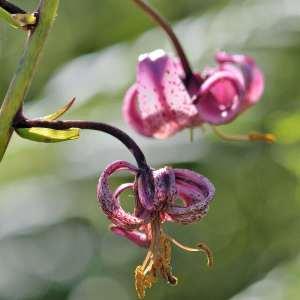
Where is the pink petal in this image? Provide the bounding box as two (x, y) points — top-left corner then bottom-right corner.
(137, 166), (177, 212)
(97, 160), (147, 228)
(166, 169), (215, 224)
(123, 50), (199, 139)
(196, 71), (244, 124)
(216, 51), (264, 109)
(110, 225), (151, 248)
(123, 84), (153, 137)
(136, 168), (156, 212)
(242, 63), (264, 108)
(113, 180), (152, 225)
(153, 166), (177, 209)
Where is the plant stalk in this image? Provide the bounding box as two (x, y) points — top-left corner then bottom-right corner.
(0, 0), (25, 14)
(132, 0), (194, 82)
(0, 0), (60, 162)
(14, 116), (150, 171)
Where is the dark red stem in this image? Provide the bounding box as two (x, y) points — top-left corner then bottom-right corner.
(14, 115), (150, 172)
(133, 0), (194, 82)
(0, 0), (26, 14)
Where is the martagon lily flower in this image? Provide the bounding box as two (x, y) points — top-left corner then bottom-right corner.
(123, 49), (275, 143)
(124, 0), (275, 143)
(97, 160), (215, 299)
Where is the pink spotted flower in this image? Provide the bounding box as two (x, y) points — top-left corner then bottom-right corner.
(123, 49), (271, 141)
(97, 160), (215, 299)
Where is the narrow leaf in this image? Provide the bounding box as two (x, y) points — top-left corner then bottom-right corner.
(42, 97), (76, 121)
(0, 7), (20, 28)
(16, 127), (80, 143)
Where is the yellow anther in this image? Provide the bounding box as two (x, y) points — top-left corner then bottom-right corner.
(248, 132), (276, 143)
(197, 243), (214, 267)
(165, 233), (213, 268)
(135, 265), (156, 299)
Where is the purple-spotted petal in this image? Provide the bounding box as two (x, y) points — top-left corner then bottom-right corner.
(153, 166), (177, 209)
(97, 160), (147, 228)
(196, 71), (244, 124)
(137, 166), (177, 212)
(123, 84), (153, 137)
(123, 49), (199, 139)
(110, 225), (151, 248)
(166, 169), (215, 224)
(137, 168), (156, 212)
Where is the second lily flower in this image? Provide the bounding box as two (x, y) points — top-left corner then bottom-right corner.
(123, 49), (265, 139)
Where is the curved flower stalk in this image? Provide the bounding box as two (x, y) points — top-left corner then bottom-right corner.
(125, 0), (275, 143)
(97, 160), (215, 299)
(0, 0), (25, 13)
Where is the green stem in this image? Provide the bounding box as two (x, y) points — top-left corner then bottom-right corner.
(0, 0), (59, 162)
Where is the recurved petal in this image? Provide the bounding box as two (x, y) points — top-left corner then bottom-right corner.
(216, 51), (264, 108)
(137, 168), (156, 212)
(110, 225), (151, 248)
(166, 169), (215, 224)
(196, 70), (244, 125)
(124, 49), (199, 139)
(152, 167), (177, 209)
(241, 62), (264, 107)
(97, 160), (146, 228)
(123, 84), (153, 137)
(216, 51), (254, 65)
(137, 166), (177, 212)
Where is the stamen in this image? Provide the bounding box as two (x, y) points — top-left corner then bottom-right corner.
(248, 132), (276, 143)
(141, 247), (153, 270)
(167, 273), (178, 285)
(211, 126), (276, 144)
(134, 218), (179, 298)
(134, 218), (160, 299)
(197, 243), (214, 268)
(159, 235), (178, 285)
(135, 249), (155, 299)
(166, 233), (213, 268)
(135, 265), (156, 299)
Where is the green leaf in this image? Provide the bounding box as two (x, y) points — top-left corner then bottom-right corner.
(15, 98), (78, 143)
(16, 127), (80, 143)
(0, 7), (20, 28)
(42, 97), (76, 121)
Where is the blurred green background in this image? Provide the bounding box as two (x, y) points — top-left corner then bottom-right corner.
(1, 0), (300, 299)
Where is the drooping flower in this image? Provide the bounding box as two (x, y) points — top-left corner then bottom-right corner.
(123, 49), (200, 139)
(97, 160), (215, 299)
(197, 51), (264, 124)
(123, 49), (274, 142)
